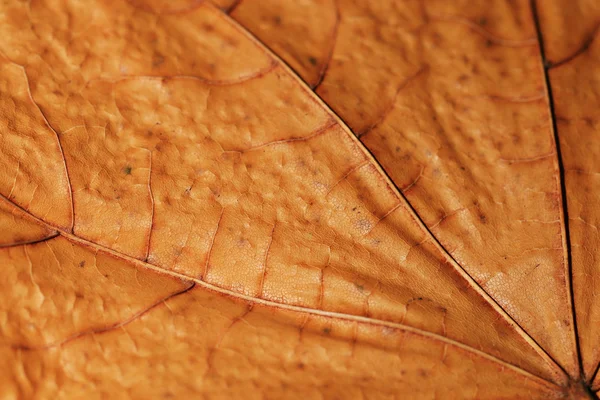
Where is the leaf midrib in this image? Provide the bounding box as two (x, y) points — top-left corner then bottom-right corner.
(530, 0), (582, 378)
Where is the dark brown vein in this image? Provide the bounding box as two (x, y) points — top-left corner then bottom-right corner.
(236, 119), (336, 152)
(531, 0), (583, 383)
(357, 66), (429, 139)
(325, 160), (369, 196)
(402, 166), (424, 192)
(593, 362), (600, 392)
(205, 304), (253, 377)
(364, 202), (402, 236)
(356, 65), (429, 138)
(12, 282), (196, 351)
(548, 23), (600, 69)
(226, 0), (243, 14)
(312, 0), (340, 90)
(0, 232), (59, 248)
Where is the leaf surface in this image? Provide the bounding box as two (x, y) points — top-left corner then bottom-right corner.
(0, 0), (597, 398)
(229, 0), (581, 377)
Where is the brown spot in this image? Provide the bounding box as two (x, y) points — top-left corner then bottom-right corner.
(308, 56), (318, 66)
(322, 327), (331, 335)
(152, 53), (165, 68)
(123, 166), (132, 175)
(78, 261), (85, 268)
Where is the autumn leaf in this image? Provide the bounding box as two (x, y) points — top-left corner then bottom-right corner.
(0, 0), (598, 398)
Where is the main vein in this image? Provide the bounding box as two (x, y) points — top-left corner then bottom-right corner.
(530, 0), (583, 381)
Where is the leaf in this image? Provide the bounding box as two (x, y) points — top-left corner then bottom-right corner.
(0, 0), (595, 398)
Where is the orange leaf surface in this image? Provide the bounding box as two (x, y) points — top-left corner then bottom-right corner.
(0, 0), (597, 398)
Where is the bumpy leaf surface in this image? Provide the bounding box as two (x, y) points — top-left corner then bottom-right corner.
(0, 0), (597, 398)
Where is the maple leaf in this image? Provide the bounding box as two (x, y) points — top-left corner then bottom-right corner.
(0, 0), (598, 398)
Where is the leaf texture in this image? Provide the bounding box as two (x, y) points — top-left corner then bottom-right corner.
(536, 0), (600, 393)
(229, 0), (580, 375)
(0, 0), (597, 398)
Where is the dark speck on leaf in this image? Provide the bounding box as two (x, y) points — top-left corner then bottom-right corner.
(78, 261), (85, 268)
(152, 53), (165, 68)
(123, 166), (132, 175)
(308, 56), (318, 66)
(323, 327), (331, 335)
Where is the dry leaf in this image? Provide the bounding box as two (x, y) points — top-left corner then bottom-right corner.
(0, 0), (598, 398)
